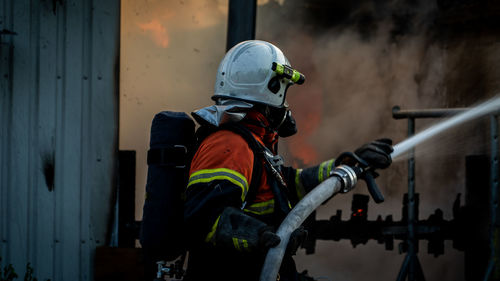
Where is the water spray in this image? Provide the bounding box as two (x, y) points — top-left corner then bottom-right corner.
(260, 95), (500, 281)
(391, 96), (500, 160)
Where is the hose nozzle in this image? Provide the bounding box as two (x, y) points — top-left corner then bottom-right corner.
(330, 165), (360, 193)
(333, 152), (385, 203)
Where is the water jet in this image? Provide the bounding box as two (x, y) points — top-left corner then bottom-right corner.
(392, 96), (500, 160)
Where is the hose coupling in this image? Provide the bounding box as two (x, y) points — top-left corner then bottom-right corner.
(330, 165), (358, 193)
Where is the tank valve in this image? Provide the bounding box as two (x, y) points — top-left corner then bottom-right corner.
(155, 259), (185, 280)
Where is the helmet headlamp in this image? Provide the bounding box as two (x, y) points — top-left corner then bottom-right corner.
(272, 62), (305, 85)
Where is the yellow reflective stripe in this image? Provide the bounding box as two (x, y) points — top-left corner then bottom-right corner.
(188, 168), (249, 201)
(244, 199), (275, 215)
(326, 159), (335, 178)
(318, 161), (327, 182)
(295, 169), (302, 188)
(318, 159), (335, 183)
(232, 237), (241, 251)
(231, 238), (249, 252)
(242, 239), (249, 250)
(204, 216), (220, 244)
(295, 169), (306, 199)
(247, 200), (274, 208)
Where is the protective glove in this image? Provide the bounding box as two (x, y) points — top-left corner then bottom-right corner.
(215, 207), (281, 252)
(286, 226), (308, 256)
(259, 226), (281, 249)
(354, 138), (393, 169)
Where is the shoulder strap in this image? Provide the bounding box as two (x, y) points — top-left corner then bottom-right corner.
(217, 123), (263, 205)
(226, 124), (292, 217)
(195, 123), (263, 204)
(197, 123), (291, 217)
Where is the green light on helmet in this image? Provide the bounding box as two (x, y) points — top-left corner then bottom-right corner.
(272, 62), (305, 85)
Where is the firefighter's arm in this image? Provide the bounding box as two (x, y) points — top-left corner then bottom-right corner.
(282, 159), (336, 202)
(282, 139), (393, 202)
(185, 180), (280, 252)
(184, 175), (246, 243)
(185, 174), (280, 253)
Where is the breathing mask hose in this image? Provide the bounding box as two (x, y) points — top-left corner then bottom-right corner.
(259, 165), (360, 281)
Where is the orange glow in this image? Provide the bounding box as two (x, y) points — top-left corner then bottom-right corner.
(357, 209), (363, 213)
(287, 79), (322, 165)
(138, 19), (169, 48)
(282, 33), (323, 166)
(289, 136), (318, 165)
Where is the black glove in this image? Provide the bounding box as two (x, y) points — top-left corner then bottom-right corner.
(286, 226), (308, 256)
(354, 138), (393, 169)
(216, 207), (281, 252)
(259, 226), (281, 249)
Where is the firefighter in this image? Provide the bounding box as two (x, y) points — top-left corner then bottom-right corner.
(183, 40), (393, 281)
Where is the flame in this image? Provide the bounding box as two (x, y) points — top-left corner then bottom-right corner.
(138, 19), (169, 48)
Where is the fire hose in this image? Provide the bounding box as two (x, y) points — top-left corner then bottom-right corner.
(259, 152), (384, 281)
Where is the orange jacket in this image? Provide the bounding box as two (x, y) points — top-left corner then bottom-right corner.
(189, 114), (276, 206)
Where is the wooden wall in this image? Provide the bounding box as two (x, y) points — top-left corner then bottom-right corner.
(0, 0), (120, 280)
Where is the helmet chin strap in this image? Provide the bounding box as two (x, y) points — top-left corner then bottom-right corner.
(276, 109), (288, 129)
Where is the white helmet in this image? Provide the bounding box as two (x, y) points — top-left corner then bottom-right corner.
(213, 40), (304, 108)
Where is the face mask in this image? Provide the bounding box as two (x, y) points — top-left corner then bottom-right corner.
(266, 106), (287, 129)
(277, 110), (297, 138)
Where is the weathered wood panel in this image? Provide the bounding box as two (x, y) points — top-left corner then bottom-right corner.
(0, 0), (119, 280)
(35, 1), (58, 279)
(9, 0), (32, 271)
(0, 0), (14, 266)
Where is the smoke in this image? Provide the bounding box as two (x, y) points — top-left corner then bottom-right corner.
(256, 0), (500, 280)
(257, 0), (451, 164)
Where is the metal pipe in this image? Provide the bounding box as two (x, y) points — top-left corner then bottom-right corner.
(226, 0), (257, 51)
(392, 103), (500, 280)
(484, 114), (499, 281)
(392, 106), (467, 119)
(408, 118), (416, 281)
(397, 254), (411, 281)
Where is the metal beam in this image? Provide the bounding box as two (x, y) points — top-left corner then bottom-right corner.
(226, 0), (257, 51)
(392, 106), (467, 119)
